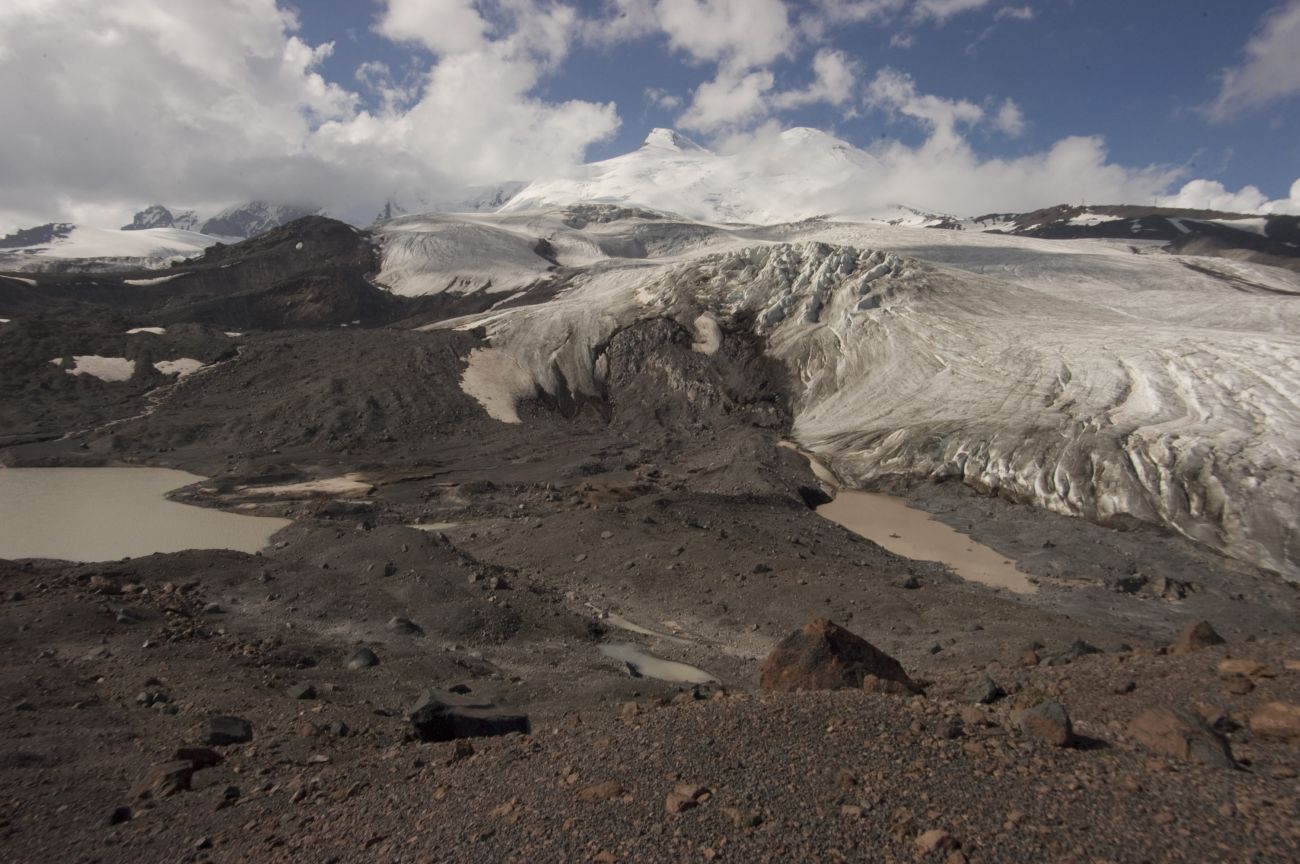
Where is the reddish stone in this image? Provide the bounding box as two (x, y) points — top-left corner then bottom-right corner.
(760, 619), (918, 693)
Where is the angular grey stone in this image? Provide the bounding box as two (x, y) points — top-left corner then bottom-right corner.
(346, 647), (380, 669)
(203, 715), (253, 746)
(408, 692), (530, 742)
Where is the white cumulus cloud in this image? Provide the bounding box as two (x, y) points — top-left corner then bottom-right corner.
(993, 98), (1026, 137)
(657, 0), (794, 69)
(772, 49), (860, 109)
(1207, 0), (1300, 121)
(1159, 178), (1300, 214)
(0, 0), (620, 231)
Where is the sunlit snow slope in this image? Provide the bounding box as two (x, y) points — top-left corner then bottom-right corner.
(0, 225), (222, 270)
(387, 206), (1300, 581)
(502, 128), (886, 224)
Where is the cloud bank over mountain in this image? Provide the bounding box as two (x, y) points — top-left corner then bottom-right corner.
(0, 0), (1296, 232)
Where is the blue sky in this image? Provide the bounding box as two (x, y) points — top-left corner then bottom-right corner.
(1, 0), (1297, 228)
(294, 0), (1297, 197)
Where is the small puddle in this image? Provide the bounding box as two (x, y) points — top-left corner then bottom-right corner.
(783, 441), (1035, 594)
(599, 643), (717, 684)
(411, 522), (460, 532)
(0, 467), (291, 561)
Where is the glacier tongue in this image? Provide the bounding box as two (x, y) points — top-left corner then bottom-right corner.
(412, 211), (1300, 581)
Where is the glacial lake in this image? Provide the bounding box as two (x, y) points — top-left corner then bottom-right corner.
(0, 467), (291, 561)
(817, 490), (1036, 594)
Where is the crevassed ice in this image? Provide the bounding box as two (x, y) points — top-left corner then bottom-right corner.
(438, 222), (1300, 580)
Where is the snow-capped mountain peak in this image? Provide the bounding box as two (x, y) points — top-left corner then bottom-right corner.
(502, 126), (891, 224)
(122, 205), (199, 232)
(641, 128), (708, 153)
(199, 201), (318, 239)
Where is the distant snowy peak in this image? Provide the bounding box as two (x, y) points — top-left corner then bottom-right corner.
(502, 126), (891, 224)
(961, 204), (1300, 265)
(0, 224), (219, 271)
(641, 128), (708, 153)
(0, 201), (317, 270)
(374, 182), (528, 224)
(122, 205), (199, 232)
(0, 222), (75, 250)
(199, 201), (318, 239)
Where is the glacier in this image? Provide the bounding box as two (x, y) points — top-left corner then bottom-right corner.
(374, 204), (1300, 581)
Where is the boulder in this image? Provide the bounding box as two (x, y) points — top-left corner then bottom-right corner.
(1015, 701), (1075, 748)
(665, 783), (709, 814)
(863, 675), (917, 695)
(174, 747), (223, 770)
(1128, 706), (1235, 768)
(387, 617), (424, 636)
(965, 675), (1005, 705)
(130, 761), (194, 800)
(1216, 659), (1272, 680)
(759, 619), (918, 693)
(408, 692), (530, 742)
(1170, 621), (1225, 655)
(1249, 702), (1300, 742)
(1041, 639), (1103, 667)
(203, 715), (253, 746)
(577, 781), (624, 802)
(346, 647), (380, 669)
(916, 829), (957, 855)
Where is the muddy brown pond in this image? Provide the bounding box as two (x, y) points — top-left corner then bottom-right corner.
(0, 467), (290, 562)
(817, 490), (1036, 594)
(783, 442), (1036, 594)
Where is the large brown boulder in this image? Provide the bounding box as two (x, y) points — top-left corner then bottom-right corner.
(1249, 702), (1300, 742)
(760, 619), (918, 693)
(1128, 706), (1235, 768)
